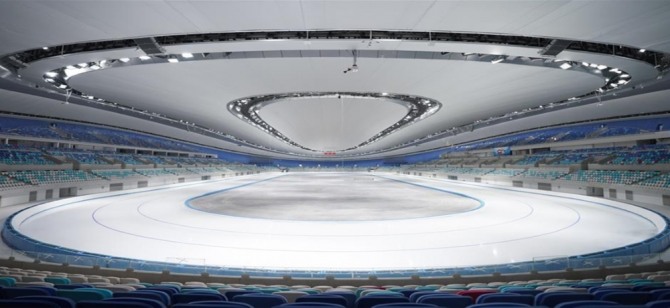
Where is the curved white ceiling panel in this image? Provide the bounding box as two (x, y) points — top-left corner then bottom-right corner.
(0, 2), (668, 159)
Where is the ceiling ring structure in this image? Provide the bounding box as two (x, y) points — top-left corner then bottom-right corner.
(1, 30), (666, 158)
(227, 92), (441, 153)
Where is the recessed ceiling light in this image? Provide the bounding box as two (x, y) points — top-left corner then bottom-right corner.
(168, 58), (179, 63)
(119, 58), (130, 63)
(559, 63), (572, 70)
(182, 52), (194, 58)
(139, 56), (151, 60)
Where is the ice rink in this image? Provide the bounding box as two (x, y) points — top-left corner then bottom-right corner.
(8, 172), (666, 271)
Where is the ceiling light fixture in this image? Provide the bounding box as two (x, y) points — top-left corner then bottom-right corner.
(559, 62), (572, 70)
(168, 58), (179, 63)
(491, 57), (504, 64)
(119, 58), (130, 63)
(44, 71), (58, 77)
(139, 56), (151, 60)
(182, 52), (194, 58)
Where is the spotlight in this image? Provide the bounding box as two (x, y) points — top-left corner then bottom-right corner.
(491, 57), (504, 64)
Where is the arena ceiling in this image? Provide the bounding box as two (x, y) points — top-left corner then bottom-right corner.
(1, 1), (670, 160)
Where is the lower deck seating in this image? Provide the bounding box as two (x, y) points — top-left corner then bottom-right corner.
(90, 169), (145, 180)
(560, 170), (659, 185)
(5, 170), (101, 185)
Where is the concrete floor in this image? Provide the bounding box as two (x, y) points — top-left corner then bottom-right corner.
(7, 172), (666, 271)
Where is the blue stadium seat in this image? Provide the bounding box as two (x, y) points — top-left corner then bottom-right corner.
(407, 291), (437, 302)
(103, 297), (166, 308)
(535, 292), (594, 307)
(475, 293), (534, 305)
(223, 290), (262, 301)
(173, 292), (227, 304)
(554, 300), (618, 308)
(0, 286), (52, 298)
(185, 301), (255, 308)
(647, 300), (670, 308)
(77, 299), (155, 308)
(500, 288), (543, 296)
(0, 299), (60, 307)
(355, 295), (409, 308)
(114, 290), (170, 306)
(276, 303), (346, 308)
(466, 304), (531, 308)
(600, 291), (651, 305)
(232, 293), (288, 308)
(372, 304), (439, 308)
(15, 295), (76, 308)
(322, 291), (357, 308)
(297, 294), (349, 307)
(415, 294), (472, 308)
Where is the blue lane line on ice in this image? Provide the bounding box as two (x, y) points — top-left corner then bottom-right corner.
(15, 174), (275, 227)
(184, 174), (286, 213)
(182, 172), (483, 221)
(84, 172), (582, 252)
(373, 174), (485, 214)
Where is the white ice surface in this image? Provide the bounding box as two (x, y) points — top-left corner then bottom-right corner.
(10, 172), (666, 271)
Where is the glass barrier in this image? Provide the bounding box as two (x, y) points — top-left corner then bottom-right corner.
(4, 247), (670, 279)
(4, 208), (670, 279)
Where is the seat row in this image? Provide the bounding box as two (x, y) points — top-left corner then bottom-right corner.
(5, 282), (670, 308)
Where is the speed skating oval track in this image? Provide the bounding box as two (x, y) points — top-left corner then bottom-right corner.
(7, 172), (666, 272)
